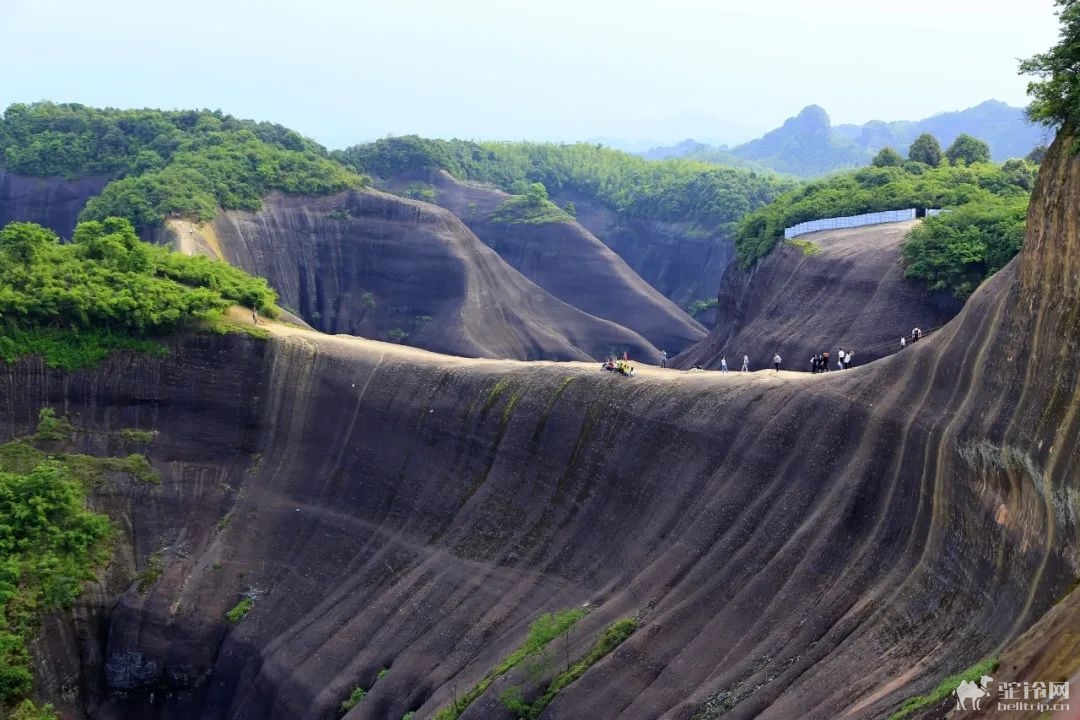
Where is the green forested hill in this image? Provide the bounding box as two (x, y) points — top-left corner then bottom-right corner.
(337, 136), (794, 234)
(0, 216), (278, 368)
(734, 158), (1035, 297)
(0, 103), (363, 230)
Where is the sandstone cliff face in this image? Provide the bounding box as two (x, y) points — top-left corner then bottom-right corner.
(567, 196), (736, 310)
(165, 189), (659, 362)
(6, 138), (1080, 720)
(398, 172), (707, 355)
(380, 170), (730, 320)
(675, 220), (963, 370)
(0, 169), (107, 238)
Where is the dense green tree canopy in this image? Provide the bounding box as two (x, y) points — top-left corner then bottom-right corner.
(734, 159), (1035, 268)
(908, 133), (943, 166)
(336, 136), (794, 233)
(944, 133), (992, 165)
(902, 195), (1028, 298)
(0, 103), (364, 230)
(0, 217), (278, 368)
(871, 147), (904, 167)
(1020, 0), (1080, 130)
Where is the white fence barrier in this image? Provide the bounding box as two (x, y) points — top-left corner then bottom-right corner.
(784, 209), (917, 239)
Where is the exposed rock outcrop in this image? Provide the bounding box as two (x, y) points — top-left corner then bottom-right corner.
(394, 171), (707, 354)
(674, 220), (963, 370)
(6, 139), (1080, 720)
(0, 169), (107, 238)
(164, 189), (659, 362)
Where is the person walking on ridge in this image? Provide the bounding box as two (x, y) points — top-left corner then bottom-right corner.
(837, 348), (846, 370)
(659, 349), (667, 368)
(822, 350), (830, 371)
(741, 354), (749, 372)
(773, 353), (782, 372)
(845, 349), (854, 369)
(900, 336), (906, 349)
(721, 356), (729, 373)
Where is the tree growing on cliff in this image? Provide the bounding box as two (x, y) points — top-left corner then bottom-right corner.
(945, 134), (992, 165)
(1021, 0), (1080, 131)
(908, 133), (943, 166)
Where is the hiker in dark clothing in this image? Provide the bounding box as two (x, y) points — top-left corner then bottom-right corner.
(821, 351), (830, 371)
(810, 355), (818, 374)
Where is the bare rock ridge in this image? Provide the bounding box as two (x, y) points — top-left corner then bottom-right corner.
(387, 168), (734, 312)
(390, 171), (707, 353)
(5, 135), (1080, 719)
(163, 189), (660, 362)
(675, 220), (964, 369)
(0, 169), (106, 238)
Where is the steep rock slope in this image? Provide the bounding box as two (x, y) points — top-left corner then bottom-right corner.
(675, 220), (963, 369)
(386, 171), (706, 354)
(8, 136), (1080, 720)
(553, 193), (734, 312)
(0, 168), (106, 237)
(165, 189), (658, 361)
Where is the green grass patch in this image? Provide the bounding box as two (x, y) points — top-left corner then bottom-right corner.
(887, 657), (999, 720)
(522, 618), (638, 719)
(433, 608), (589, 720)
(687, 297), (718, 319)
(481, 379), (509, 415)
(490, 195), (573, 225)
(9, 700), (60, 719)
(400, 182), (437, 202)
(339, 686), (366, 714)
(136, 552), (164, 594)
(203, 316), (271, 340)
(119, 429), (156, 444)
(225, 597), (254, 623)
(0, 326), (167, 371)
(502, 394), (520, 427)
(784, 238), (821, 256)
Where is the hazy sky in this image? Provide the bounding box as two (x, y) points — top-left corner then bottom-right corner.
(3, 0), (1061, 149)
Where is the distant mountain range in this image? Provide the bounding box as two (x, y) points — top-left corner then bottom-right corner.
(640, 100), (1049, 177)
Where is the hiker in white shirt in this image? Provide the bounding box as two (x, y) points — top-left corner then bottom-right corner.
(773, 353), (781, 372)
(741, 354), (749, 372)
(720, 356), (728, 373)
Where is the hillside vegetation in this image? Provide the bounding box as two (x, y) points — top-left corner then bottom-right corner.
(337, 136), (794, 233)
(0, 103), (363, 230)
(0, 217), (278, 368)
(489, 182), (574, 225)
(0, 408), (159, 713)
(734, 157), (1036, 296)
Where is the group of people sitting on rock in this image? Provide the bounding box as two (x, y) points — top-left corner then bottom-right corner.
(601, 357), (635, 376)
(810, 348), (855, 373)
